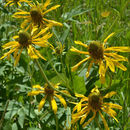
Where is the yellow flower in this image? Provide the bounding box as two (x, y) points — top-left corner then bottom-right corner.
(70, 33), (130, 83)
(101, 11), (110, 17)
(72, 87), (122, 130)
(4, 0), (31, 7)
(0, 27), (53, 66)
(13, 0), (63, 30)
(52, 42), (65, 55)
(28, 83), (67, 114)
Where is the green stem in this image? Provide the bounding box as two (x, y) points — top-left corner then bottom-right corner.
(55, 114), (58, 130)
(0, 100), (9, 130)
(35, 59), (76, 100)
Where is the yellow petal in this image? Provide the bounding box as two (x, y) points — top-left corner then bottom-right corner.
(28, 90), (44, 96)
(14, 48), (23, 66)
(4, 1), (12, 7)
(113, 61), (127, 71)
(51, 96), (57, 114)
(33, 48), (47, 61)
(104, 56), (115, 72)
(38, 95), (47, 111)
(104, 53), (128, 61)
(104, 32), (115, 44)
(99, 61), (106, 77)
(43, 18), (63, 26)
(70, 46), (89, 55)
(80, 110), (90, 124)
(86, 60), (94, 77)
(104, 46), (130, 52)
(104, 103), (122, 110)
(75, 93), (85, 98)
(82, 111), (96, 128)
(99, 111), (109, 130)
(103, 91), (116, 98)
(42, 5), (60, 15)
(74, 41), (88, 48)
(33, 85), (45, 90)
(42, 0), (51, 10)
(27, 45), (39, 59)
(55, 94), (67, 108)
(71, 57), (90, 72)
(2, 41), (18, 50)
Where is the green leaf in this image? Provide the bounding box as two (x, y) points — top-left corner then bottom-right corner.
(27, 128), (41, 130)
(12, 123), (18, 130)
(18, 108), (25, 128)
(73, 75), (86, 94)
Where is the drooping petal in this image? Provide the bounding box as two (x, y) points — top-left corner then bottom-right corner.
(104, 53), (128, 61)
(104, 103), (122, 110)
(38, 95), (47, 111)
(82, 111), (96, 128)
(104, 56), (115, 72)
(14, 48), (23, 66)
(104, 32), (115, 44)
(54, 94), (67, 108)
(43, 18), (63, 26)
(113, 61), (127, 71)
(74, 41), (88, 48)
(86, 60), (94, 77)
(27, 45), (39, 59)
(32, 47), (47, 61)
(99, 61), (106, 83)
(80, 110), (90, 125)
(70, 46), (89, 55)
(99, 111), (109, 130)
(71, 57), (90, 72)
(103, 91), (116, 98)
(2, 41), (19, 50)
(51, 96), (57, 114)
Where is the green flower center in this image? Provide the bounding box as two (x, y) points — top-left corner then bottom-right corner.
(88, 42), (104, 60)
(18, 31), (31, 47)
(30, 8), (43, 26)
(45, 87), (54, 95)
(88, 93), (102, 110)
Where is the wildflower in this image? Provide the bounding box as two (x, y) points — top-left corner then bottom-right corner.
(52, 42), (65, 55)
(4, 0), (31, 7)
(101, 11), (110, 17)
(70, 33), (130, 83)
(13, 0), (63, 30)
(0, 27), (53, 66)
(72, 87), (122, 130)
(28, 83), (67, 114)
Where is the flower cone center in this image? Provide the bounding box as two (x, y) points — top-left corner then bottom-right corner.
(30, 8), (43, 25)
(88, 93), (102, 110)
(45, 87), (54, 95)
(13, 0), (19, 2)
(18, 31), (31, 47)
(88, 42), (104, 60)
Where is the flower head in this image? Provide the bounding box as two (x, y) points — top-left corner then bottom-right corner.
(72, 87), (122, 130)
(70, 33), (130, 83)
(0, 27), (53, 66)
(13, 0), (63, 30)
(28, 83), (67, 114)
(52, 42), (65, 55)
(4, 0), (31, 7)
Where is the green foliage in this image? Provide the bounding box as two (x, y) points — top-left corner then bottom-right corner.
(0, 0), (129, 130)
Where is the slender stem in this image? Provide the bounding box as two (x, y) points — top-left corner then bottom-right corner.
(55, 114), (58, 130)
(0, 100), (9, 130)
(35, 59), (76, 100)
